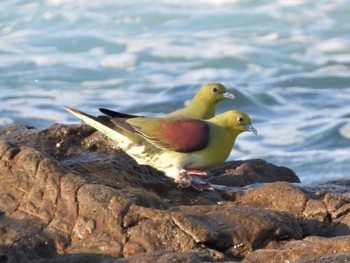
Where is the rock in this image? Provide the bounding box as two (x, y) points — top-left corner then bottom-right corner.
(208, 159), (300, 186)
(176, 205), (302, 258)
(243, 236), (350, 263)
(1, 124), (350, 262)
(122, 204), (301, 259)
(303, 199), (329, 221)
(297, 253), (350, 263)
(115, 250), (215, 263)
(237, 182), (308, 218)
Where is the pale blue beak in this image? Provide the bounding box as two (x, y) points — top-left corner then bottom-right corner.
(246, 124), (258, 135)
(223, 92), (235, 99)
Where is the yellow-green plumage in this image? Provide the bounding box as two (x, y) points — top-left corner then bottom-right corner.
(165, 82), (234, 119)
(65, 106), (257, 189)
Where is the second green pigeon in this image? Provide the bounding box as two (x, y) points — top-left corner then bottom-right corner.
(104, 82), (235, 120)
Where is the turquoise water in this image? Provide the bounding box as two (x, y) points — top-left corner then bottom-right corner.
(1, 0), (350, 184)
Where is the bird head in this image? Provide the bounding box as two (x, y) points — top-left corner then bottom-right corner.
(196, 82), (235, 103)
(214, 110), (258, 135)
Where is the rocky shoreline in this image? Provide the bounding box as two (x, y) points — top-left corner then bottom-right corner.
(0, 124), (350, 262)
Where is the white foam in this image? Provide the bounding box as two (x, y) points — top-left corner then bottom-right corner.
(189, 0), (240, 4)
(278, 0), (304, 6)
(100, 53), (137, 69)
(340, 123), (350, 139)
(82, 79), (124, 88)
(88, 47), (105, 56)
(178, 68), (234, 83)
(256, 32), (279, 42)
(146, 74), (173, 84)
(45, 0), (95, 6)
(43, 11), (56, 21)
(117, 16), (141, 25)
(116, 38), (170, 54)
(0, 118), (14, 125)
(311, 38), (349, 53)
(31, 55), (60, 66)
(263, 127), (304, 146)
(152, 41), (253, 60)
(316, 64), (350, 73)
(15, 106), (68, 123)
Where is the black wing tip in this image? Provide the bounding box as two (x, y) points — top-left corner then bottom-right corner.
(99, 108), (143, 119)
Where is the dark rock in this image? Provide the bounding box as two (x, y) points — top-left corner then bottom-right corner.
(208, 159), (300, 186)
(176, 205), (302, 258)
(1, 124), (350, 262)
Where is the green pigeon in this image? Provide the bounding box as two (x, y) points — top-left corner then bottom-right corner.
(103, 82), (235, 120)
(65, 106), (257, 190)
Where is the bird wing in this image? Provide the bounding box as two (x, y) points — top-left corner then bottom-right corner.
(98, 108), (138, 134)
(127, 118), (210, 153)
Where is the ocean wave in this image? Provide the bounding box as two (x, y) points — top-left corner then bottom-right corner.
(1, 0), (349, 184)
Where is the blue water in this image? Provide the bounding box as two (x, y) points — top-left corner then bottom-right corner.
(1, 0), (350, 184)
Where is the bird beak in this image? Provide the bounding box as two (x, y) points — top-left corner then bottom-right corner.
(222, 92), (235, 99)
(246, 124), (258, 135)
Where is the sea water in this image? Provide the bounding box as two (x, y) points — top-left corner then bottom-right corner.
(1, 0), (350, 184)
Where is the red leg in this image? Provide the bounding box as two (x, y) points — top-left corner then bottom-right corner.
(180, 169), (207, 176)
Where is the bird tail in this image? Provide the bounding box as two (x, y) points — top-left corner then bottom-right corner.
(64, 106), (133, 149)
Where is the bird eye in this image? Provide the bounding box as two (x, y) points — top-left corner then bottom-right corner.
(211, 86), (218, 93)
(237, 116), (244, 123)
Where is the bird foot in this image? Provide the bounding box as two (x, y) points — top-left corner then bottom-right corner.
(190, 181), (214, 191)
(180, 169), (207, 176)
(177, 170), (212, 191)
(189, 176), (214, 191)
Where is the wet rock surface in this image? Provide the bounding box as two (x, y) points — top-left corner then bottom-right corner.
(0, 124), (350, 262)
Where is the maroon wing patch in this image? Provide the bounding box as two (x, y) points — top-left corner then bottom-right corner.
(161, 119), (210, 152)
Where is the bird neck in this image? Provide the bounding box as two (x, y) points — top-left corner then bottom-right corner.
(208, 124), (238, 165)
(186, 95), (215, 120)
(209, 115), (242, 137)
